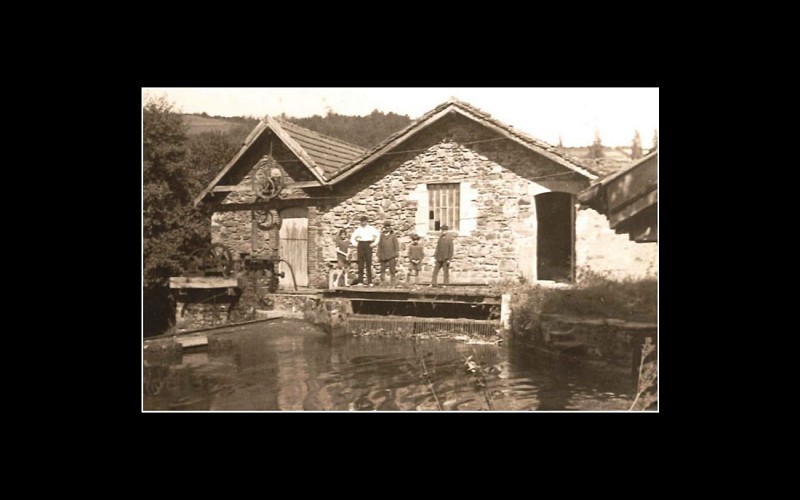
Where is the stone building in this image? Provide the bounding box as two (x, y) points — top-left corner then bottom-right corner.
(194, 98), (657, 288)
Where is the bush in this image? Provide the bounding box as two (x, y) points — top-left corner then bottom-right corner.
(509, 269), (657, 335)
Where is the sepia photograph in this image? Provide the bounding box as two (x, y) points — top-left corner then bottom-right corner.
(142, 87), (658, 412)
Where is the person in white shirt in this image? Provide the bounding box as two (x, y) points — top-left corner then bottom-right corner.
(350, 216), (381, 286)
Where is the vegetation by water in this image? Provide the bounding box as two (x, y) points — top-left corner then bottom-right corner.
(507, 270), (657, 331)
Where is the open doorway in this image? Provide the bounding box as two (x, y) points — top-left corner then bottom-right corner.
(535, 192), (574, 282)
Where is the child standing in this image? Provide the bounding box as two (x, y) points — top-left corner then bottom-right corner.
(406, 234), (424, 285)
(335, 229), (351, 287)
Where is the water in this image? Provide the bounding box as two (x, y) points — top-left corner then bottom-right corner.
(143, 319), (635, 411)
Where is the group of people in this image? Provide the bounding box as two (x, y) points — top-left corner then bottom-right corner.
(334, 216), (454, 287)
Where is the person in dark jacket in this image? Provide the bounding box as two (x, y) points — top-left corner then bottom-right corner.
(431, 225), (455, 287)
(377, 222), (399, 285)
(406, 234), (425, 285)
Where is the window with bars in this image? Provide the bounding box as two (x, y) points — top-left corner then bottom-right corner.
(428, 183), (460, 231)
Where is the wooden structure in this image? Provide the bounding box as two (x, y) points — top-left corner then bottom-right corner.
(577, 152), (657, 243)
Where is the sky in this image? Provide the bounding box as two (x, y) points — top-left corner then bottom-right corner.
(142, 88), (658, 148)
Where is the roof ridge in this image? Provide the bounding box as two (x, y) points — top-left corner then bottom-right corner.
(330, 97), (598, 183)
(448, 97), (599, 175)
(272, 116), (368, 152)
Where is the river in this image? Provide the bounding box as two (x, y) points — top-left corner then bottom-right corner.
(143, 319), (635, 411)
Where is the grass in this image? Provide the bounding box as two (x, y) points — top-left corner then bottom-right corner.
(508, 269), (657, 336)
(542, 272), (657, 322)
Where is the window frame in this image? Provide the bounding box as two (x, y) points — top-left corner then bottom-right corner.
(427, 182), (460, 231)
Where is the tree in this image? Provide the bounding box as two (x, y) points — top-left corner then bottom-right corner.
(187, 131), (239, 193)
(590, 128), (605, 159)
(631, 130), (643, 160)
(143, 97), (212, 336)
(650, 129), (658, 153)
(288, 110), (412, 149)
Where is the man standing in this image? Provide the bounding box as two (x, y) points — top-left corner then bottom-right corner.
(431, 225), (455, 287)
(350, 216), (381, 286)
(377, 222), (399, 285)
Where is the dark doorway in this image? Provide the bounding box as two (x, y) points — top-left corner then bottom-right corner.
(535, 192), (574, 282)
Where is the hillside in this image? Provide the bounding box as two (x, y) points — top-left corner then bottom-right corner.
(180, 113), (651, 178)
(182, 114), (259, 144)
(180, 110), (412, 150)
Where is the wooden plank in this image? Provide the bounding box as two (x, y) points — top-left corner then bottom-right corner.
(169, 277), (239, 289)
(348, 297), (500, 305)
(607, 156), (657, 212)
(212, 180), (322, 192)
(609, 190), (657, 229)
(279, 208), (309, 287)
(176, 336), (208, 348)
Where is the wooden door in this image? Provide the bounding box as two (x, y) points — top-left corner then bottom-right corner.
(279, 207), (308, 287)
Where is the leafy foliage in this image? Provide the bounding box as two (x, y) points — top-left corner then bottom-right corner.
(143, 97), (213, 335)
(630, 337), (657, 410)
(186, 131), (239, 193)
(631, 130), (643, 160)
(590, 128), (605, 159)
(286, 109), (412, 149)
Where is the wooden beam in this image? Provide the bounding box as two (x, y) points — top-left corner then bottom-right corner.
(212, 180), (323, 193)
(193, 120), (269, 207)
(607, 156), (657, 212)
(176, 336), (208, 348)
(609, 190), (657, 229)
(265, 116), (328, 184)
(169, 277), (239, 289)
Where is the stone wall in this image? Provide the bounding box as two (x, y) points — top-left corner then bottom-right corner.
(575, 207), (658, 280)
(174, 288), (247, 332)
(314, 138), (586, 285)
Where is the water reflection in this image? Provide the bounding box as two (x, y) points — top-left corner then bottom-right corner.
(143, 319), (635, 411)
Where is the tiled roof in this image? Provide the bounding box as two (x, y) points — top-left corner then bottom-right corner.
(274, 118), (367, 179)
(195, 98), (602, 207)
(329, 97), (599, 183)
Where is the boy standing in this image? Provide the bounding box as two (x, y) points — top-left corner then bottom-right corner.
(406, 234), (424, 285)
(377, 222), (399, 285)
(431, 225), (454, 287)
